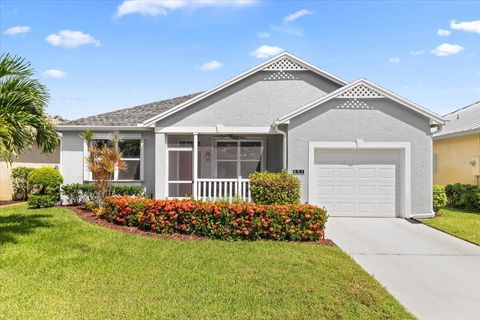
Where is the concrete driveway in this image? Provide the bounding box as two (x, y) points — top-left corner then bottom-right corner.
(326, 218), (480, 320)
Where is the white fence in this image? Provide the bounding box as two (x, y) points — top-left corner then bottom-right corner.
(196, 178), (251, 202)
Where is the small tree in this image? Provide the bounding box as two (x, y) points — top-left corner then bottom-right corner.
(82, 130), (126, 205)
(433, 185), (447, 213)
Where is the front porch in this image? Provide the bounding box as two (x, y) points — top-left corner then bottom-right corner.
(163, 133), (284, 201)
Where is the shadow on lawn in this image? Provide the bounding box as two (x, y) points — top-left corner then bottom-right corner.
(0, 213), (53, 246)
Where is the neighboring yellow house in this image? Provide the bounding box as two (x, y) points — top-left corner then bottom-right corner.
(0, 146), (60, 200)
(433, 101), (480, 186)
(0, 117), (62, 200)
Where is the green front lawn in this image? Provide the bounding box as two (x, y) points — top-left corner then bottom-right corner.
(0, 205), (413, 319)
(422, 207), (480, 245)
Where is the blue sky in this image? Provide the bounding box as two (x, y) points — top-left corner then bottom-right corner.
(1, 0), (479, 120)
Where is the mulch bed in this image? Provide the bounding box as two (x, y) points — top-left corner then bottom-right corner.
(64, 205), (335, 246)
(0, 200), (25, 207)
(65, 206), (202, 241)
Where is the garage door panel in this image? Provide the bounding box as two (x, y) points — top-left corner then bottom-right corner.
(311, 164), (396, 217)
(315, 185), (334, 196)
(316, 168), (334, 178)
(358, 185), (375, 195)
(358, 168), (376, 178)
(337, 203), (355, 215)
(338, 168), (354, 178)
(380, 168), (395, 178)
(338, 185), (354, 195)
(379, 185), (395, 196)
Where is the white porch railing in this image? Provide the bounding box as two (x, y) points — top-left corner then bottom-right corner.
(196, 177), (251, 202)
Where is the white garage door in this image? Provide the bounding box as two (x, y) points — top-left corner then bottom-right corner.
(310, 164), (396, 217)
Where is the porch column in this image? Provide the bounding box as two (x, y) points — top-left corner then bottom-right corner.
(154, 132), (167, 199)
(192, 133), (198, 199)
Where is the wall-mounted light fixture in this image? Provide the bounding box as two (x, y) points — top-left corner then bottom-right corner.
(205, 151), (211, 161)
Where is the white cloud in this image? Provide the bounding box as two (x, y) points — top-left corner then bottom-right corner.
(197, 60), (222, 71)
(431, 43), (464, 56)
(388, 57), (400, 64)
(410, 50), (425, 56)
(43, 69), (67, 78)
(450, 19), (480, 34)
(45, 30), (101, 48)
(4, 25), (30, 36)
(437, 28), (451, 36)
(251, 45), (284, 59)
(257, 31), (270, 38)
(283, 9), (314, 24)
(116, 0), (255, 18)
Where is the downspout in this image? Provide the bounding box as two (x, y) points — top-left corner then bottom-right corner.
(272, 120), (287, 170)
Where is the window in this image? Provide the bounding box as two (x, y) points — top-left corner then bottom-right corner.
(215, 140), (264, 178)
(119, 140), (141, 180)
(88, 138), (143, 181)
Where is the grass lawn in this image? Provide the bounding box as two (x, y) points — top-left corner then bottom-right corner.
(0, 205), (413, 319)
(422, 207), (480, 245)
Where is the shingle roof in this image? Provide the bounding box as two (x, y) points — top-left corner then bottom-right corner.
(434, 101), (480, 138)
(61, 93), (202, 126)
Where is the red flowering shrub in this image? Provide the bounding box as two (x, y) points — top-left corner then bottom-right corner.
(103, 196), (328, 241)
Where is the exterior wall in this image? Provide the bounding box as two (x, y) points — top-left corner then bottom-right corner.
(433, 134), (480, 185)
(0, 146), (60, 200)
(60, 130), (156, 197)
(287, 98), (433, 215)
(155, 71), (341, 128)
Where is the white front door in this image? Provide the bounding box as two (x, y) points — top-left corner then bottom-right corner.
(310, 164), (396, 217)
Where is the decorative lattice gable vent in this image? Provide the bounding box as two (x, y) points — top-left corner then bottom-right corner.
(336, 84), (384, 99)
(335, 99), (373, 110)
(263, 57), (307, 71)
(264, 71), (299, 81)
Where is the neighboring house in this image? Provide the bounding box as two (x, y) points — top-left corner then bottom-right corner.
(433, 101), (480, 186)
(0, 117), (62, 200)
(0, 148), (60, 200)
(57, 52), (445, 218)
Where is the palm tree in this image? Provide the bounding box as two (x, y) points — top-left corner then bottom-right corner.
(0, 53), (59, 162)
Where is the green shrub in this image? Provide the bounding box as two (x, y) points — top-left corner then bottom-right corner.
(27, 167), (63, 208)
(27, 194), (57, 208)
(249, 171), (300, 205)
(11, 166), (34, 200)
(433, 185), (447, 212)
(28, 167), (63, 196)
(104, 196), (328, 241)
(110, 185), (145, 197)
(445, 183), (480, 212)
(61, 183), (84, 206)
(61, 183), (145, 205)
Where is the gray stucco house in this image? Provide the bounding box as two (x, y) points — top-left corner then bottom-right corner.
(57, 52), (445, 218)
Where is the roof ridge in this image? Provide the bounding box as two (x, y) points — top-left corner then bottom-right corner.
(444, 100), (480, 116)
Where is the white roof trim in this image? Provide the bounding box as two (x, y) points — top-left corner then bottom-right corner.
(142, 52), (347, 126)
(276, 78), (445, 125)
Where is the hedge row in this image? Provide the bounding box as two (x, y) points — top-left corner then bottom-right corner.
(445, 183), (480, 212)
(61, 183), (145, 205)
(103, 196), (328, 241)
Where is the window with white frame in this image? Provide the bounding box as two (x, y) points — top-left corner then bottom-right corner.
(87, 138), (143, 181)
(215, 140), (264, 178)
(118, 139), (141, 180)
